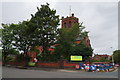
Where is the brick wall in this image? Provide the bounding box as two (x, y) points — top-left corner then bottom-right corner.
(7, 62), (26, 66)
(37, 60), (81, 69)
(63, 60), (80, 69)
(37, 62), (60, 68)
(6, 60), (82, 69)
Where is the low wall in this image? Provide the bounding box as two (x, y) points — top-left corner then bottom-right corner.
(37, 62), (60, 68)
(5, 60), (82, 69)
(7, 62), (26, 66)
(37, 60), (81, 69)
(63, 60), (80, 69)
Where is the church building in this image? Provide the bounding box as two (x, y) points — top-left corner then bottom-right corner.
(61, 13), (91, 47)
(27, 13), (91, 62)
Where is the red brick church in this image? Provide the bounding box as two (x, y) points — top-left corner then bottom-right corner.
(28, 13), (91, 62)
(61, 13), (91, 47)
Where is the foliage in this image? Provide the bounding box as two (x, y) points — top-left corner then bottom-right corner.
(70, 42), (93, 61)
(2, 24), (13, 63)
(1, 3), (92, 63)
(54, 23), (93, 62)
(92, 58), (112, 62)
(2, 21), (31, 64)
(1, 24), (20, 64)
(6, 56), (16, 62)
(28, 62), (35, 67)
(30, 46), (40, 54)
(58, 23), (80, 44)
(113, 50), (120, 64)
(2, 3), (60, 63)
(11, 21), (30, 55)
(16, 54), (31, 62)
(16, 54), (25, 62)
(28, 3), (59, 60)
(3, 48), (19, 63)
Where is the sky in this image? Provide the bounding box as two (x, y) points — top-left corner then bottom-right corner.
(1, 0), (119, 55)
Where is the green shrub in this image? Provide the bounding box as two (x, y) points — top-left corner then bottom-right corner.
(6, 56), (15, 62)
(16, 54), (31, 62)
(28, 62), (35, 67)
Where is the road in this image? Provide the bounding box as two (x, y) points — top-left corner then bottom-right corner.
(2, 67), (118, 78)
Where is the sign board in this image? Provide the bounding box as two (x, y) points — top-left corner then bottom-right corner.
(70, 56), (82, 61)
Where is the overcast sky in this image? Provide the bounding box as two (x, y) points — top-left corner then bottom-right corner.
(1, 0), (119, 55)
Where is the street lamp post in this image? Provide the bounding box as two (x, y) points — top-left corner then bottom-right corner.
(112, 55), (114, 66)
(110, 47), (114, 66)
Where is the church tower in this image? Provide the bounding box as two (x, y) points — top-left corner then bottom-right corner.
(61, 13), (91, 47)
(61, 13), (79, 28)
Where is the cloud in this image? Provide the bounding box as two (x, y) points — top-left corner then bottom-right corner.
(2, 1), (56, 24)
(55, 2), (118, 55)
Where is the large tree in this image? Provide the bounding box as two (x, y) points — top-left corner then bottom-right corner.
(2, 3), (60, 63)
(28, 3), (60, 60)
(113, 50), (120, 64)
(70, 42), (93, 61)
(54, 23), (80, 59)
(12, 21), (31, 55)
(54, 23), (93, 61)
(2, 21), (32, 66)
(2, 23), (16, 65)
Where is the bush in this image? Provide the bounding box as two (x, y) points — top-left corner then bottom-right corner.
(28, 62), (35, 67)
(16, 54), (25, 62)
(16, 54), (31, 62)
(6, 56), (15, 62)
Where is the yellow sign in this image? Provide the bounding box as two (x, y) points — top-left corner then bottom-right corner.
(70, 56), (82, 61)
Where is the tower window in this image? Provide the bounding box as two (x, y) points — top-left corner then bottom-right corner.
(64, 22), (66, 28)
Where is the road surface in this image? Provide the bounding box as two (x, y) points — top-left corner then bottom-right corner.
(2, 66), (118, 78)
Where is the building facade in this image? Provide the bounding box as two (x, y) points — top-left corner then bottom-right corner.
(93, 54), (110, 61)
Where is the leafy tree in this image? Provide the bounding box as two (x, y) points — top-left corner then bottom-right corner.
(2, 3), (60, 63)
(54, 23), (79, 60)
(2, 21), (32, 65)
(28, 3), (59, 61)
(70, 42), (93, 62)
(12, 21), (30, 55)
(54, 23), (93, 61)
(0, 29), (2, 61)
(2, 24), (15, 65)
(113, 50), (120, 64)
(16, 53), (30, 66)
(5, 48), (19, 62)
